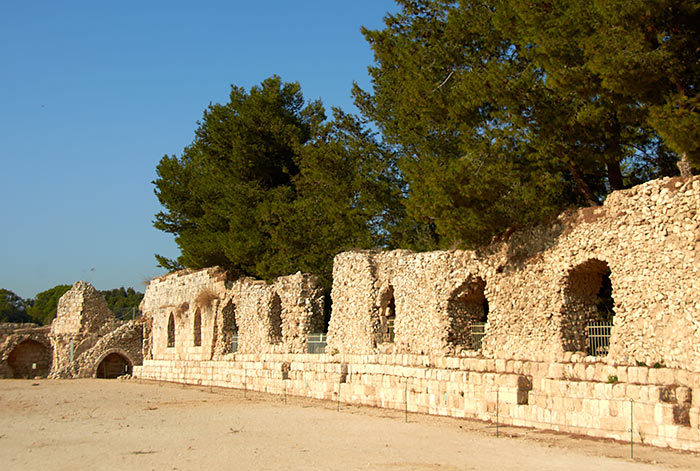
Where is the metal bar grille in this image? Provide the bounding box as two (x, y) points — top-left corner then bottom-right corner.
(232, 334), (239, 353)
(307, 333), (327, 354)
(586, 321), (612, 356)
(470, 323), (486, 350)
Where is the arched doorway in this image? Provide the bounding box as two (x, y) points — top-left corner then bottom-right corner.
(562, 259), (615, 355)
(447, 277), (488, 350)
(376, 285), (396, 344)
(193, 309), (202, 346)
(8, 339), (51, 378)
(96, 352), (132, 379)
(167, 313), (175, 348)
(212, 300), (239, 357)
(269, 293), (283, 345)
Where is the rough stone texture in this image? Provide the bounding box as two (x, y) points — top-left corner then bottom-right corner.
(326, 176), (700, 373)
(0, 324), (52, 378)
(49, 319), (144, 378)
(47, 281), (143, 378)
(142, 268), (324, 361)
(131, 175), (700, 452)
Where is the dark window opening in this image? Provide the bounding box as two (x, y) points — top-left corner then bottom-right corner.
(377, 285), (396, 343)
(8, 340), (51, 378)
(167, 313), (175, 348)
(447, 277), (488, 350)
(96, 353), (132, 379)
(193, 309), (202, 347)
(563, 259), (615, 355)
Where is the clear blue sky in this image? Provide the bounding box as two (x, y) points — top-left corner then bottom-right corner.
(0, 0), (398, 299)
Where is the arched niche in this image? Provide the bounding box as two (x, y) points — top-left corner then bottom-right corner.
(269, 293), (283, 345)
(447, 277), (488, 350)
(8, 339), (51, 378)
(376, 285), (396, 344)
(212, 300), (238, 356)
(193, 309), (202, 347)
(167, 313), (175, 348)
(96, 352), (133, 379)
(562, 259), (616, 354)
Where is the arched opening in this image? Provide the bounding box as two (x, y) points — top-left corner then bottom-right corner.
(269, 293), (283, 345)
(8, 339), (51, 378)
(193, 309), (202, 347)
(167, 313), (175, 348)
(96, 352), (132, 379)
(447, 277), (488, 350)
(377, 285), (396, 344)
(562, 259), (615, 355)
(213, 300), (238, 356)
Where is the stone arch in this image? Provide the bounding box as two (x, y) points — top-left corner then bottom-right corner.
(446, 277), (488, 350)
(95, 350), (133, 379)
(193, 309), (202, 347)
(376, 284), (396, 344)
(8, 339), (52, 378)
(269, 293), (283, 344)
(167, 313), (175, 348)
(562, 258), (616, 353)
(212, 299), (238, 357)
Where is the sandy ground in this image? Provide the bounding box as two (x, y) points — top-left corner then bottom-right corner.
(1, 379), (700, 471)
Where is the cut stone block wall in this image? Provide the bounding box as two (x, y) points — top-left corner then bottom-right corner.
(135, 352), (700, 452)
(130, 175), (700, 453)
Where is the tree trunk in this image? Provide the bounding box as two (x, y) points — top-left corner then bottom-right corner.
(677, 153), (693, 177)
(567, 163), (600, 206)
(606, 159), (624, 191)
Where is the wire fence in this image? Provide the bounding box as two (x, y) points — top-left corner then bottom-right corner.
(111, 307), (143, 321)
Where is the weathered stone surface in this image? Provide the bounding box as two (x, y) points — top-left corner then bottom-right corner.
(0, 324), (52, 378)
(326, 176), (700, 372)
(141, 268), (324, 360)
(44, 281), (143, 378)
(131, 175), (700, 453)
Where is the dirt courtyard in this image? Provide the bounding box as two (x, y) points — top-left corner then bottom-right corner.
(1, 379), (699, 471)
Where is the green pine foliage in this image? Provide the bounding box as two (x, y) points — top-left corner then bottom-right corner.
(354, 0), (693, 249)
(0, 289), (32, 324)
(152, 2), (698, 275)
(153, 76), (403, 289)
(25, 285), (71, 325)
(101, 287), (144, 320)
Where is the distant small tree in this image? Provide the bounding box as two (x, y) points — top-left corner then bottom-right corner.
(27, 285), (71, 325)
(101, 287), (144, 320)
(0, 289), (32, 323)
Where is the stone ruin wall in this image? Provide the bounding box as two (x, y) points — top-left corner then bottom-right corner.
(0, 281), (144, 379)
(49, 281), (122, 375)
(141, 267), (324, 361)
(0, 324), (52, 378)
(132, 175), (700, 452)
(326, 176), (700, 373)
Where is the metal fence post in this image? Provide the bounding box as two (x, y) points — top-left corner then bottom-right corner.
(496, 389), (500, 438)
(337, 381), (341, 411)
(405, 381), (408, 423)
(630, 399), (634, 459)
